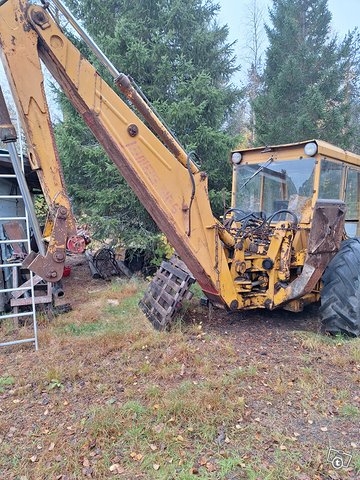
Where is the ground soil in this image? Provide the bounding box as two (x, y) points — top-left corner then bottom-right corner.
(0, 256), (359, 480)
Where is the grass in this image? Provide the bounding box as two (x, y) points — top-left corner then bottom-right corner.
(297, 331), (349, 350)
(0, 274), (359, 480)
(340, 404), (360, 418)
(0, 375), (14, 393)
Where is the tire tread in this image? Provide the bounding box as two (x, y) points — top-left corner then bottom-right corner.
(320, 238), (360, 337)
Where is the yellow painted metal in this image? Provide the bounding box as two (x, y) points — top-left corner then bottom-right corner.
(233, 139), (360, 168)
(0, 0), (239, 306)
(228, 139), (352, 311)
(1, 0), (358, 315)
(0, 0), (75, 237)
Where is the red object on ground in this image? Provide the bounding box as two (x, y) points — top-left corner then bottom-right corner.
(63, 266), (72, 277)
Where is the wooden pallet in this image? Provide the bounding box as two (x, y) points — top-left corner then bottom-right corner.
(139, 255), (195, 330)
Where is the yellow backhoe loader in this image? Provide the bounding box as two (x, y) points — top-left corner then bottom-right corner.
(0, 0), (359, 336)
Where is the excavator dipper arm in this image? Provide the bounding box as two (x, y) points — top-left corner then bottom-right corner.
(0, 0), (239, 308)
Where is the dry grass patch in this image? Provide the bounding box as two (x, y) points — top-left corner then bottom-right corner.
(1, 271), (359, 480)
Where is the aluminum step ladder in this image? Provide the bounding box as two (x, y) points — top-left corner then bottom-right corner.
(0, 87), (45, 351)
(0, 150), (39, 349)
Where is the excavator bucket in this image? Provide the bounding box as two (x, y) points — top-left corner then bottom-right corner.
(139, 256), (195, 330)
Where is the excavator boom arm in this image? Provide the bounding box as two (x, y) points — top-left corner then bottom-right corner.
(0, 0), (238, 307)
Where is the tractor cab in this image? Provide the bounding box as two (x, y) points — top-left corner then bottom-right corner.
(230, 140), (360, 237)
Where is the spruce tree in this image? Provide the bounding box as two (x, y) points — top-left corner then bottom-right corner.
(56, 0), (241, 248)
(253, 0), (354, 148)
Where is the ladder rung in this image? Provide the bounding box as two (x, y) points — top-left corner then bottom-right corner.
(0, 195), (23, 199)
(0, 263), (23, 268)
(0, 239), (28, 244)
(0, 285), (33, 294)
(0, 311), (35, 320)
(0, 337), (36, 347)
(0, 174), (17, 178)
(0, 217), (27, 221)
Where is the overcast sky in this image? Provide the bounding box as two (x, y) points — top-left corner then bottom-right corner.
(218, 0), (359, 75)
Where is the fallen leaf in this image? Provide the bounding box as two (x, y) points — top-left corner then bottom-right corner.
(153, 423), (164, 434)
(130, 453), (143, 462)
(176, 435), (184, 441)
(320, 427), (328, 432)
(49, 442), (55, 451)
(150, 444), (157, 451)
(206, 462), (217, 472)
(83, 458), (90, 468)
(280, 445), (287, 451)
(199, 456), (207, 466)
(153, 464), (160, 471)
(190, 467), (199, 474)
(109, 464), (124, 474)
(30, 455), (37, 463)
(351, 442), (357, 448)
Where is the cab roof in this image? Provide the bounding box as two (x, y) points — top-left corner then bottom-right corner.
(235, 139), (360, 167)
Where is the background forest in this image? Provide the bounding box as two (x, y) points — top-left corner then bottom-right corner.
(54, 0), (360, 256)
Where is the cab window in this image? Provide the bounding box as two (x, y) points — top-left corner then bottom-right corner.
(345, 167), (360, 237)
(318, 159), (344, 199)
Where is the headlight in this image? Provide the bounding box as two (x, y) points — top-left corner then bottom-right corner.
(304, 142), (318, 157)
(231, 152), (242, 164)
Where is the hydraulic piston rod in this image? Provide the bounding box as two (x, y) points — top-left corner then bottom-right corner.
(48, 0), (197, 173)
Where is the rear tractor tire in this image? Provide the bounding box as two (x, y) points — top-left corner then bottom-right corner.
(320, 238), (360, 337)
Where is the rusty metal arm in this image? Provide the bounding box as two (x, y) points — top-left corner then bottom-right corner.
(0, 0), (88, 282)
(48, 0), (197, 174)
(0, 0), (239, 307)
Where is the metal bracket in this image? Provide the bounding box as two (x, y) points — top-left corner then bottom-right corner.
(23, 206), (68, 282)
(274, 200), (346, 305)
